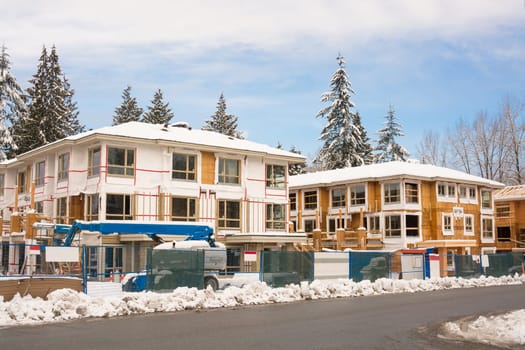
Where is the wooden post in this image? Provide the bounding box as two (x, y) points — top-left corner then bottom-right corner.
(25, 212), (38, 239)
(438, 247), (448, 277)
(313, 229), (321, 251)
(357, 227), (367, 250)
(315, 210), (320, 230)
(336, 228), (345, 250)
(30, 182), (35, 210)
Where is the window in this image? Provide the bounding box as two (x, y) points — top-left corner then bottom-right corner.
(384, 183), (400, 204)
(464, 214), (474, 235)
(482, 217), (494, 241)
(56, 197), (68, 224)
(35, 161), (45, 186)
(497, 227), (511, 242)
(218, 200), (240, 229)
(218, 158), (240, 184)
(171, 197), (196, 221)
(86, 194), (99, 221)
(266, 203), (285, 231)
(35, 201), (44, 213)
(104, 247), (123, 279)
(289, 193), (297, 211)
(405, 215), (419, 237)
(437, 182), (456, 202)
(58, 153), (69, 181)
(405, 183), (419, 204)
(304, 219), (315, 233)
(303, 191), (317, 210)
(0, 173), (4, 196)
(442, 213), (453, 235)
(331, 188), (346, 208)
(459, 185), (477, 202)
(88, 147), (101, 176)
(106, 194), (133, 220)
(367, 215), (381, 234)
(481, 190), (492, 209)
(108, 147), (135, 177)
(17, 171), (26, 194)
(385, 215), (401, 237)
(266, 164), (286, 188)
(496, 206), (510, 218)
(172, 153), (196, 181)
(350, 184), (366, 206)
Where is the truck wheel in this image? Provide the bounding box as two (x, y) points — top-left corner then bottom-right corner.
(204, 276), (219, 291)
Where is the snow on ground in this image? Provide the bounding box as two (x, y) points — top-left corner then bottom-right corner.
(441, 309), (525, 348)
(1, 274), (524, 346)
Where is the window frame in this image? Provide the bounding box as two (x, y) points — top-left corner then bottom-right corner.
(331, 187), (346, 208)
(350, 184), (366, 207)
(442, 213), (454, 236)
(218, 199), (241, 230)
(480, 189), (492, 211)
(384, 214), (402, 237)
(481, 216), (495, 243)
(459, 185), (477, 204)
(266, 203), (286, 231)
(57, 153), (70, 182)
(266, 164), (286, 189)
(88, 147), (101, 177)
(86, 194), (99, 221)
(404, 182), (419, 204)
(107, 147), (135, 177)
(289, 192), (297, 212)
(303, 190), (318, 210)
(171, 196), (197, 221)
(172, 153), (197, 181)
(56, 197), (68, 224)
(405, 214), (420, 237)
(106, 193), (133, 220)
(383, 182), (401, 205)
(218, 158), (241, 185)
(17, 171), (27, 194)
(464, 214), (474, 236)
(367, 215), (381, 234)
(437, 182), (457, 203)
(35, 160), (45, 187)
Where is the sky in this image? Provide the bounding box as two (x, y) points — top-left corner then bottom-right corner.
(1, 275), (524, 347)
(1, 0), (525, 162)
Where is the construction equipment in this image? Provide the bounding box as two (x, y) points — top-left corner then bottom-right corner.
(33, 220), (227, 290)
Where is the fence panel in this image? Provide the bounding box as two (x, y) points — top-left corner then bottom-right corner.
(148, 249), (204, 292)
(260, 251), (314, 287)
(483, 253), (524, 277)
(349, 251), (391, 282)
(314, 252), (349, 280)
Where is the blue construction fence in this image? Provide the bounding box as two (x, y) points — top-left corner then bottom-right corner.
(1, 243), (524, 291)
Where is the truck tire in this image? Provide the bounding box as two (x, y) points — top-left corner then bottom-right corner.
(204, 276), (219, 291)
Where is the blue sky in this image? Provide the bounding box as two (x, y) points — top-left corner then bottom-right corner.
(2, 0), (525, 162)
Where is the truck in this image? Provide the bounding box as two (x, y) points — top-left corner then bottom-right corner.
(33, 220), (227, 290)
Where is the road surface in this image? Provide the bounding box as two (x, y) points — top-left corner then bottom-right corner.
(1, 284), (524, 349)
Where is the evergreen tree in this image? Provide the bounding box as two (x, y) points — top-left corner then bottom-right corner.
(288, 146), (307, 175)
(202, 93), (243, 138)
(62, 76), (84, 136)
(354, 111), (374, 164)
(375, 106), (410, 162)
(14, 46), (49, 154)
(142, 89), (174, 124)
(0, 45), (25, 159)
(13, 45), (81, 155)
(112, 86), (143, 125)
(314, 54), (364, 170)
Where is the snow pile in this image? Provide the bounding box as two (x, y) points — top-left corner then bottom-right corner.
(442, 309), (525, 347)
(0, 274), (523, 328)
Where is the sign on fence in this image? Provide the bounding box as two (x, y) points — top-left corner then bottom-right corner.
(45, 246), (80, 262)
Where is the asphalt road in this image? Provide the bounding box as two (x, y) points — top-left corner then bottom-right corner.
(1, 284), (524, 350)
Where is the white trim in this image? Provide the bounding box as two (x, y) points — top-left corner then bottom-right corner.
(458, 185), (478, 204)
(464, 214), (475, 236)
(442, 213), (454, 236)
(437, 182), (457, 203)
(481, 215), (495, 243)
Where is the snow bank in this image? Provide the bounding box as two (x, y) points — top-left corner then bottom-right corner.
(442, 309), (525, 347)
(0, 274), (523, 328)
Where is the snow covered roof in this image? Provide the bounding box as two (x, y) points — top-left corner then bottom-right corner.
(10, 122), (306, 162)
(289, 161), (504, 188)
(494, 185), (525, 201)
